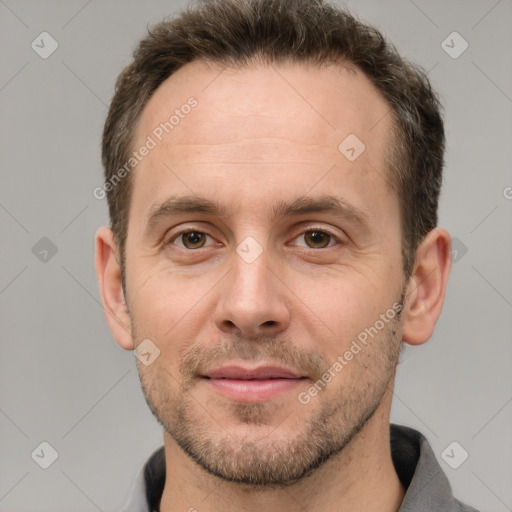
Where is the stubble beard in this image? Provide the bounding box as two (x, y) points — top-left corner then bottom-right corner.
(134, 294), (404, 489)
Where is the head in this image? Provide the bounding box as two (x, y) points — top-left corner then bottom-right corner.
(96, 0), (451, 487)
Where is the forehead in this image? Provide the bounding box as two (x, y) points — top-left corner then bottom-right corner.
(136, 59), (391, 152)
(129, 59), (395, 227)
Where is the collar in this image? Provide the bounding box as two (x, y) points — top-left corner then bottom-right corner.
(120, 424), (479, 512)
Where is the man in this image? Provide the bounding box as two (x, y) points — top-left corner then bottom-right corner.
(95, 0), (480, 510)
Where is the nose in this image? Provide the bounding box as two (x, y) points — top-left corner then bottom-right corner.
(214, 247), (291, 339)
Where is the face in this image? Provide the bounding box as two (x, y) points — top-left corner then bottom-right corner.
(125, 60), (407, 486)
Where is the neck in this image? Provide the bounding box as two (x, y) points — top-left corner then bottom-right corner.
(159, 391), (405, 512)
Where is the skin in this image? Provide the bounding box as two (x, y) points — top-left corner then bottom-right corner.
(96, 59), (451, 512)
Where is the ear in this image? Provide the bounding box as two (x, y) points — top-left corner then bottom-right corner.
(95, 226), (134, 350)
(401, 227), (452, 346)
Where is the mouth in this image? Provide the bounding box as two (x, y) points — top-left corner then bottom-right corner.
(201, 365), (308, 402)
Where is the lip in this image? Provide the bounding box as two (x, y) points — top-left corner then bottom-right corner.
(204, 365), (303, 380)
(202, 365), (307, 402)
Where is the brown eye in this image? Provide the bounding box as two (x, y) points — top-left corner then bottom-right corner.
(178, 231), (208, 249)
(303, 231), (332, 248)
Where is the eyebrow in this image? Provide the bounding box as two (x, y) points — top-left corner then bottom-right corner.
(144, 194), (372, 234)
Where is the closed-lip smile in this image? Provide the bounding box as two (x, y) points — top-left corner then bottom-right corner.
(202, 365), (308, 402)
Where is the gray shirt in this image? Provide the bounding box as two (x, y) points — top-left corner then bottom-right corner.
(120, 424), (480, 512)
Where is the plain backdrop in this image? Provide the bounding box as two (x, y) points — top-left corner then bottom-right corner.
(1, 0), (511, 510)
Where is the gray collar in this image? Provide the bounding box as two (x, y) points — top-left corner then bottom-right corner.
(120, 424), (479, 512)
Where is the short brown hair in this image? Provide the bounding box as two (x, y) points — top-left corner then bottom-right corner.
(101, 0), (444, 293)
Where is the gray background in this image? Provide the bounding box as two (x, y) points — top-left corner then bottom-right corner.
(1, 0), (511, 510)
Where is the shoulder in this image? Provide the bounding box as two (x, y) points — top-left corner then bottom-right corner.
(390, 424), (482, 512)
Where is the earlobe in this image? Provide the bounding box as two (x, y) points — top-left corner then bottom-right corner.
(401, 227), (452, 346)
(95, 226), (134, 350)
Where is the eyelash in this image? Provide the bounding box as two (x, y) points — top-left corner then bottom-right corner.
(165, 226), (344, 250)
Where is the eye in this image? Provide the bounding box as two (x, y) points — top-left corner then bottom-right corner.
(292, 229), (340, 249)
(172, 230), (215, 249)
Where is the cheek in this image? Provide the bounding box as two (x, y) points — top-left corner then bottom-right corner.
(291, 272), (397, 357)
(127, 266), (173, 333)
(128, 264), (214, 345)
(293, 269), (384, 319)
